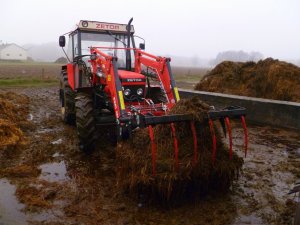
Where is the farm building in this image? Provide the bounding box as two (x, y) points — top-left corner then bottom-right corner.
(0, 44), (27, 61)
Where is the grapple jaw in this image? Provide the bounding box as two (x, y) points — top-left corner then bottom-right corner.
(120, 106), (248, 176)
(207, 106), (248, 163)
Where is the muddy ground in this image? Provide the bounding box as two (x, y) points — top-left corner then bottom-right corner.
(0, 87), (299, 225)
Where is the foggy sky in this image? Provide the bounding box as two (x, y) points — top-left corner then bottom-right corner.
(1, 0), (300, 60)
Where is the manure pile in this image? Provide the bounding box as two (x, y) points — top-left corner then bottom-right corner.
(117, 97), (243, 204)
(0, 92), (30, 150)
(195, 58), (300, 102)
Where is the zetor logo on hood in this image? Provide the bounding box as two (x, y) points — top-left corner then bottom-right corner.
(125, 78), (143, 82)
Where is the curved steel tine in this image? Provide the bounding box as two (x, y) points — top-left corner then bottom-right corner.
(190, 121), (198, 166)
(225, 117), (233, 160)
(170, 123), (179, 172)
(148, 125), (157, 176)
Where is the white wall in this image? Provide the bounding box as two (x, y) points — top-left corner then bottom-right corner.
(0, 44), (27, 60)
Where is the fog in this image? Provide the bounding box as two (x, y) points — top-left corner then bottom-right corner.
(1, 0), (300, 64)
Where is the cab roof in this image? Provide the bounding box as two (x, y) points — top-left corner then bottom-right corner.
(77, 20), (135, 34)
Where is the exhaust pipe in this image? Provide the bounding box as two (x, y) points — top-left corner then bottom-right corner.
(126, 18), (133, 71)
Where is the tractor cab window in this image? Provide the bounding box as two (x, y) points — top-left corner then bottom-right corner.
(67, 36), (73, 60)
(73, 33), (79, 57)
(80, 32), (134, 69)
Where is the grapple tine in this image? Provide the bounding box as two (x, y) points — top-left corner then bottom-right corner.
(190, 121), (198, 166)
(225, 117), (233, 160)
(170, 123), (179, 171)
(148, 125), (157, 176)
(208, 119), (217, 164)
(241, 116), (248, 157)
(219, 118), (227, 137)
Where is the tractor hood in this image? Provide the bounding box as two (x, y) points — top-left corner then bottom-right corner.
(118, 70), (146, 83)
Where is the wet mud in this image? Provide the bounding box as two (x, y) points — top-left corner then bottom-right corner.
(0, 87), (299, 225)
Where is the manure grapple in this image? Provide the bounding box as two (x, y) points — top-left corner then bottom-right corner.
(59, 19), (248, 175)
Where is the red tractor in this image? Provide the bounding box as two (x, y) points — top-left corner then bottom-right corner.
(59, 18), (248, 155)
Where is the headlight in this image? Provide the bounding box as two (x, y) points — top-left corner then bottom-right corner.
(124, 89), (131, 96)
(137, 88), (143, 95)
(82, 21), (89, 27)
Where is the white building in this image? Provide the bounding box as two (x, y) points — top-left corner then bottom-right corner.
(0, 44), (27, 61)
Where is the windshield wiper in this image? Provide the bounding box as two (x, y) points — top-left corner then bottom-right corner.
(106, 31), (127, 47)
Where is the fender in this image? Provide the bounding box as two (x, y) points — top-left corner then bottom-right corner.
(67, 63), (75, 90)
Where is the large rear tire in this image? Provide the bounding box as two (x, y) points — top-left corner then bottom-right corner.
(59, 71), (75, 125)
(75, 92), (96, 153)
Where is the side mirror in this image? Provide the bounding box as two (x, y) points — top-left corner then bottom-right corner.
(59, 36), (66, 47)
(139, 43), (145, 50)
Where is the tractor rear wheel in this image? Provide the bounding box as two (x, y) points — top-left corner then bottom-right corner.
(59, 71), (75, 125)
(75, 92), (96, 153)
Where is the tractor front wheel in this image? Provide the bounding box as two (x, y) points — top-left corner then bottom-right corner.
(75, 92), (96, 153)
(59, 71), (75, 125)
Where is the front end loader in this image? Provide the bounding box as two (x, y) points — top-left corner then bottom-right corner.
(59, 19), (248, 174)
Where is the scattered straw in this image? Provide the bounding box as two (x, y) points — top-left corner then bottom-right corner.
(116, 97), (243, 204)
(195, 58), (300, 102)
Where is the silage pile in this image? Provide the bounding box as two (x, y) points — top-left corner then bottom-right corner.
(116, 97), (243, 204)
(0, 92), (30, 150)
(195, 58), (300, 102)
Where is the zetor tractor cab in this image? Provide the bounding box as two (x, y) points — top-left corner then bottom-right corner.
(59, 18), (247, 153)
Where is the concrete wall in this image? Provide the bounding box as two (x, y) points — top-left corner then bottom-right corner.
(179, 89), (300, 130)
(0, 44), (27, 61)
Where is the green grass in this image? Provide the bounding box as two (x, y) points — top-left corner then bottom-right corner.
(171, 67), (209, 89)
(0, 61), (62, 80)
(173, 67), (208, 82)
(174, 74), (204, 82)
(0, 78), (59, 87)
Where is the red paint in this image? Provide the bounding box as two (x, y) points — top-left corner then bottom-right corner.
(96, 23), (120, 30)
(148, 125), (156, 176)
(67, 63), (75, 90)
(190, 121), (198, 166)
(89, 47), (178, 121)
(225, 117), (233, 160)
(170, 123), (179, 171)
(118, 70), (145, 80)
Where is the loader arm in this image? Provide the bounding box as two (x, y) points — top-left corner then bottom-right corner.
(90, 47), (127, 120)
(135, 50), (180, 105)
(89, 47), (181, 122)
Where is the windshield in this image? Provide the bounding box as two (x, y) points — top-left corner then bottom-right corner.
(81, 32), (133, 68)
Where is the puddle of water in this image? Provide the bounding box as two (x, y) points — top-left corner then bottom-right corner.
(39, 161), (68, 182)
(27, 114), (33, 121)
(0, 179), (28, 225)
(271, 171), (294, 202)
(36, 126), (63, 135)
(0, 179), (63, 225)
(52, 152), (63, 158)
(36, 128), (54, 134)
(51, 139), (63, 145)
(232, 214), (263, 225)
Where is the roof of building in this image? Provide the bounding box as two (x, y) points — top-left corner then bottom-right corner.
(0, 44), (27, 51)
(0, 44), (11, 51)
